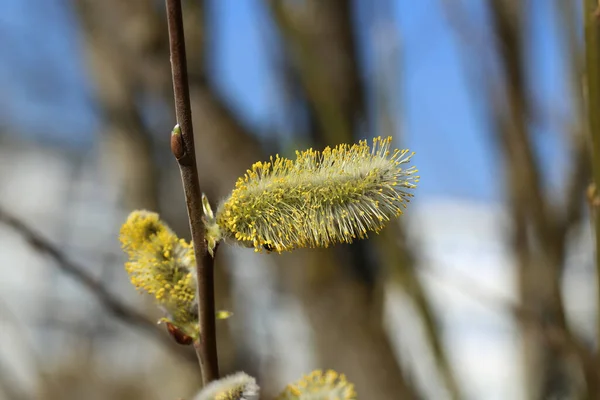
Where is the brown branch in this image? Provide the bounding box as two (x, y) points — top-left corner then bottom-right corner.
(165, 0), (219, 385)
(0, 206), (196, 363)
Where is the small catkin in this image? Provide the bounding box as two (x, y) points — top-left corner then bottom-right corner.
(214, 136), (418, 253)
(193, 372), (259, 400)
(276, 370), (357, 400)
(119, 211), (198, 339)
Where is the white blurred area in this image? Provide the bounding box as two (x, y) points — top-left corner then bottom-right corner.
(0, 138), (596, 400)
(391, 201), (595, 400)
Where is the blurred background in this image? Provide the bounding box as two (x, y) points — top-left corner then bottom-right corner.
(0, 0), (597, 399)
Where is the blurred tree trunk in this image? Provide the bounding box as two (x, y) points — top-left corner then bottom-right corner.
(488, 2), (557, 396)
(75, 1), (161, 211)
(279, 250), (420, 400)
(267, 0), (364, 146)
(487, 0), (594, 397)
(440, 0), (595, 395)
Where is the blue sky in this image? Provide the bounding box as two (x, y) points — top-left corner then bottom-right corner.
(0, 0), (572, 203)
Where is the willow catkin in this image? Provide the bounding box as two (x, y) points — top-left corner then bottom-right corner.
(213, 136), (418, 253)
(119, 211), (199, 340)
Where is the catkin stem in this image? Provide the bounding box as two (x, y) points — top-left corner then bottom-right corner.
(165, 0), (219, 384)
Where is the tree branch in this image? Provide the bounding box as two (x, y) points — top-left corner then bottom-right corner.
(165, 0), (219, 385)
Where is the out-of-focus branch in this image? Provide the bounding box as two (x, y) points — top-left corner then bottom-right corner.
(74, 0), (263, 205)
(445, 0), (588, 252)
(488, 4), (571, 395)
(560, 129), (589, 237)
(372, 11), (463, 394)
(442, 0), (590, 261)
(266, 0), (364, 146)
(488, 0), (593, 396)
(74, 0), (161, 211)
(554, 0), (591, 242)
(583, 0), (600, 373)
(441, 0), (594, 396)
(489, 0), (557, 247)
(545, 1), (590, 254)
(378, 225), (464, 400)
(0, 356), (30, 400)
(0, 206), (196, 364)
(420, 262), (595, 372)
(165, 0), (219, 385)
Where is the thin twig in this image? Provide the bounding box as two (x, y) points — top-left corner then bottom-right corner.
(0, 206), (196, 363)
(165, 0), (219, 384)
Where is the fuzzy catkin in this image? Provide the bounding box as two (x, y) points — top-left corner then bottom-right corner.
(214, 136), (418, 253)
(193, 372), (259, 400)
(119, 211), (199, 339)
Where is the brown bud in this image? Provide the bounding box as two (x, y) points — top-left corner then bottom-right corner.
(171, 124), (185, 160)
(165, 321), (193, 346)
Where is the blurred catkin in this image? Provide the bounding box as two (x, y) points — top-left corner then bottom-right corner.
(211, 136), (418, 253)
(193, 372), (259, 400)
(276, 370), (357, 400)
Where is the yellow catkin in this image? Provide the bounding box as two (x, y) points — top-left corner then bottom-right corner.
(275, 369), (357, 400)
(214, 136), (418, 253)
(119, 210), (198, 338)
